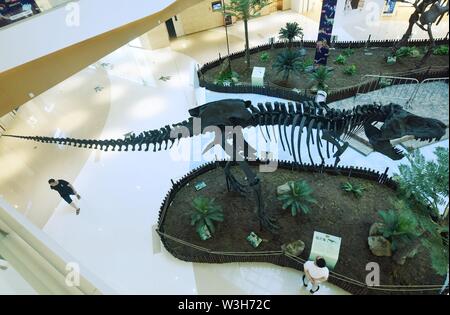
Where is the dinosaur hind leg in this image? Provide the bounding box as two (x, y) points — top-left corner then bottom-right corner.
(224, 161), (247, 194)
(235, 161), (279, 234)
(322, 131), (349, 167)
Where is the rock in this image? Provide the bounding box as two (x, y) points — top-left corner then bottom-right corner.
(368, 236), (392, 257)
(369, 222), (385, 237)
(305, 65), (315, 73)
(277, 182), (292, 195)
(387, 56), (397, 65)
(393, 240), (421, 265)
(282, 240), (305, 256)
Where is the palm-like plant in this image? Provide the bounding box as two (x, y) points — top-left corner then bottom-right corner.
(279, 22), (304, 50)
(378, 202), (422, 251)
(272, 50), (305, 82)
(341, 181), (365, 198)
(310, 66), (332, 91)
(190, 196), (224, 235)
(224, 0), (272, 68)
(278, 180), (317, 216)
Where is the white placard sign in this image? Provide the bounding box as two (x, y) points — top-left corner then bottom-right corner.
(251, 67), (265, 86)
(309, 231), (341, 269)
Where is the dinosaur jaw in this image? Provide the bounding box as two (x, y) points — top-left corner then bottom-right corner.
(369, 139), (405, 160)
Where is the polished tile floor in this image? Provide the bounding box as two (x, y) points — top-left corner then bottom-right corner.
(0, 9), (448, 294)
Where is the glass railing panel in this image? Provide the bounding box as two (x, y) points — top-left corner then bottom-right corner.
(0, 0), (73, 29)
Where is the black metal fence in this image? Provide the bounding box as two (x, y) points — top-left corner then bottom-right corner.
(156, 160), (406, 295)
(198, 38), (449, 104)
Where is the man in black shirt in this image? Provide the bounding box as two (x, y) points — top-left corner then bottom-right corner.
(48, 179), (81, 215)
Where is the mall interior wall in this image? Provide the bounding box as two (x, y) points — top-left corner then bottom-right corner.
(0, 0), (205, 117)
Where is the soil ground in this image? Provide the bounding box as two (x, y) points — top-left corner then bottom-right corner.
(202, 46), (449, 92)
(161, 165), (445, 294)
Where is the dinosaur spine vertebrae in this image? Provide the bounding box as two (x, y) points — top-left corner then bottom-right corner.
(4, 101), (394, 165)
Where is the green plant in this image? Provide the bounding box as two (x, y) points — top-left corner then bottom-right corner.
(342, 47), (354, 57)
(279, 22), (304, 50)
(260, 51), (270, 62)
(272, 50), (305, 82)
(432, 45), (449, 56)
(190, 196), (224, 236)
(341, 181), (365, 198)
(420, 216), (449, 276)
(343, 64), (357, 76)
(404, 199), (449, 276)
(394, 147), (449, 217)
(334, 54), (347, 65)
(224, 0), (271, 68)
(214, 59), (239, 86)
(277, 180), (317, 216)
(395, 46), (420, 58)
(378, 202), (422, 251)
(377, 199), (449, 276)
(309, 66), (332, 91)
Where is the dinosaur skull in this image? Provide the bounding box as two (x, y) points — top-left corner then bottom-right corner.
(380, 105), (447, 142)
(366, 104), (447, 160)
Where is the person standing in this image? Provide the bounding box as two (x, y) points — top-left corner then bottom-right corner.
(302, 256), (329, 294)
(48, 179), (81, 215)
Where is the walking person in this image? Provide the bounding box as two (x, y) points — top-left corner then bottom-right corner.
(48, 179), (81, 215)
(302, 256), (329, 294)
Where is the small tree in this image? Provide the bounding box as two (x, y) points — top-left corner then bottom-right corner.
(279, 22), (304, 50)
(277, 180), (317, 216)
(272, 50), (305, 83)
(190, 196), (224, 236)
(394, 147), (449, 218)
(224, 0), (272, 68)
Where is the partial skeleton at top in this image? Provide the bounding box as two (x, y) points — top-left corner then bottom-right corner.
(4, 99), (447, 165)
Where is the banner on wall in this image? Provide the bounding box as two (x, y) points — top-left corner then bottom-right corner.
(314, 0), (338, 65)
(383, 0), (397, 15)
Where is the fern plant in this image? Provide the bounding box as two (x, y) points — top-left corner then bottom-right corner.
(278, 180), (317, 216)
(394, 147), (449, 217)
(334, 54), (347, 65)
(432, 45), (449, 56)
(342, 47), (354, 57)
(260, 51), (270, 62)
(190, 196), (224, 236)
(378, 203), (422, 251)
(343, 64), (357, 76)
(396, 46), (420, 58)
(341, 181), (365, 198)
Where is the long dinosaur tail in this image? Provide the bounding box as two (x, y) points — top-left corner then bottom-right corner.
(2, 118), (196, 152)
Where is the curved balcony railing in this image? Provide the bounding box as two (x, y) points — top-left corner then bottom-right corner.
(0, 0), (74, 30)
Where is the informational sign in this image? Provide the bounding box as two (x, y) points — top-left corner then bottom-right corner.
(251, 67), (266, 86)
(309, 231), (341, 269)
(314, 0), (338, 65)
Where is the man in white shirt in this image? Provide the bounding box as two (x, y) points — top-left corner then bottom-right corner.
(302, 256), (330, 294)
